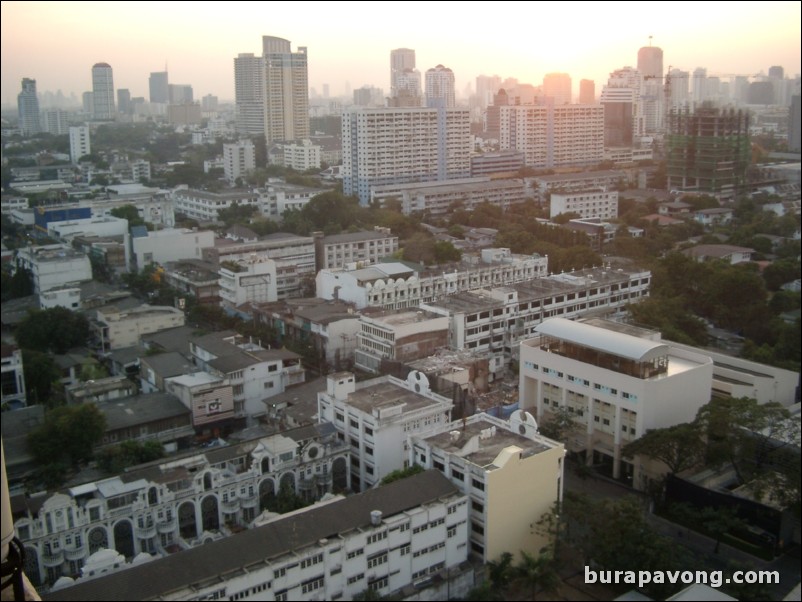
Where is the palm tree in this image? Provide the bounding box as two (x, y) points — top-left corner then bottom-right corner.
(513, 551), (560, 601)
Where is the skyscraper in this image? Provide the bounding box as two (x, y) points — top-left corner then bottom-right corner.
(234, 53), (265, 135)
(543, 73), (572, 105)
(69, 125), (91, 164)
(91, 62), (115, 119)
(638, 45), (664, 132)
(17, 78), (41, 136)
(149, 71), (169, 103)
(389, 48), (421, 107)
(600, 67), (644, 147)
(262, 36), (309, 143)
(117, 89), (131, 115)
(425, 64), (456, 108)
(579, 79), (596, 104)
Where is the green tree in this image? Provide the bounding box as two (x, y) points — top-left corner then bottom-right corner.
(622, 422), (705, 476)
(513, 551), (560, 601)
(15, 307), (90, 354)
(109, 204), (145, 228)
(96, 440), (165, 473)
(4, 267), (33, 300)
(20, 350), (61, 407)
(537, 406), (579, 443)
(433, 240), (461, 263)
(28, 404), (106, 469)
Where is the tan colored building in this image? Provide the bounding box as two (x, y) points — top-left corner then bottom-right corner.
(92, 305), (185, 352)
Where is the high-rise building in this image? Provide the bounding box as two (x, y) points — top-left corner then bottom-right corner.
(69, 125), (91, 164)
(498, 104), (604, 168)
(262, 35), (310, 143)
(666, 107), (750, 199)
(342, 107), (471, 204)
(17, 78), (41, 136)
(600, 67), (644, 147)
(389, 48), (422, 107)
(637, 45), (664, 132)
(543, 72), (572, 105)
(41, 109), (69, 135)
(149, 71), (169, 103)
(475, 74), (502, 109)
(234, 52), (265, 135)
(669, 68), (691, 108)
(117, 88), (131, 115)
(692, 67), (708, 105)
(91, 62), (115, 119)
(223, 139), (256, 184)
(169, 84), (194, 104)
(768, 65), (784, 80)
(425, 64), (456, 108)
(579, 79), (596, 104)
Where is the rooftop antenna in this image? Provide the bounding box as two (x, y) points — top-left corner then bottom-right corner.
(648, 35), (653, 47)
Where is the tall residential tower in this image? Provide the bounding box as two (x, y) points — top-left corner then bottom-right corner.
(17, 78), (41, 136)
(91, 62), (115, 120)
(262, 36), (309, 143)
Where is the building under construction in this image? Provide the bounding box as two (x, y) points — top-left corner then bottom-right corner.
(666, 106), (751, 199)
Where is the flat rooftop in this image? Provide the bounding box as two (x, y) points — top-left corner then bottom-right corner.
(346, 378), (449, 416)
(422, 417), (553, 468)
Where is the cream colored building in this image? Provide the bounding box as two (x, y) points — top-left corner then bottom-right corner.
(410, 411), (565, 562)
(92, 305), (185, 352)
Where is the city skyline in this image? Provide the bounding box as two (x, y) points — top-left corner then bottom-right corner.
(1, 1), (800, 107)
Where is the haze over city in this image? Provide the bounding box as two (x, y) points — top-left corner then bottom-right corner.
(2, 0), (800, 106)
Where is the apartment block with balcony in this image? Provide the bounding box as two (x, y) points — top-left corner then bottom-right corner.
(316, 228), (400, 270)
(40, 470), (471, 601)
(317, 371), (453, 491)
(519, 318), (714, 485)
(410, 411), (564, 562)
(12, 423), (349, 590)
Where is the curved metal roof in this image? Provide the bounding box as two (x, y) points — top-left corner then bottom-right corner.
(534, 318), (669, 363)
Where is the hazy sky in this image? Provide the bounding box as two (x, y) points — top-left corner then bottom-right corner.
(2, 1), (800, 106)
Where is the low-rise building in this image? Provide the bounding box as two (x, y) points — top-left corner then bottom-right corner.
(38, 470), (470, 601)
(203, 233), (316, 300)
(92, 305), (185, 353)
(1, 344), (26, 408)
(532, 169), (630, 199)
(15, 244), (93, 295)
(173, 189), (260, 223)
(12, 423), (351, 590)
(269, 138), (322, 171)
(164, 372), (236, 433)
(162, 259), (220, 306)
(258, 182), (330, 221)
(550, 189), (618, 220)
(98, 391), (194, 449)
(682, 244), (755, 265)
(519, 318), (714, 485)
(318, 371), (454, 491)
(694, 207), (734, 227)
(219, 255), (278, 311)
(65, 376), (137, 405)
(131, 227), (215, 270)
(316, 228), (399, 270)
(253, 298), (361, 371)
(317, 252), (549, 310)
(355, 309), (449, 373)
(410, 411), (564, 562)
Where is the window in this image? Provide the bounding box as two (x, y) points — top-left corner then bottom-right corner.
(471, 478), (485, 491)
(301, 553), (323, 569)
(471, 500), (484, 513)
(346, 548), (364, 559)
(451, 469), (464, 482)
(367, 531), (386, 544)
(447, 526), (457, 538)
(400, 544), (410, 556)
(369, 577), (388, 592)
(301, 577), (324, 594)
(347, 573), (364, 585)
(367, 552), (387, 568)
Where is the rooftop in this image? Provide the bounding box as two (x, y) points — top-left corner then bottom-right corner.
(99, 392), (190, 432)
(45, 470), (459, 601)
(323, 230), (397, 244)
(344, 376), (451, 417)
(421, 415), (554, 468)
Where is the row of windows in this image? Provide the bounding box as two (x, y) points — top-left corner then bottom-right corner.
(412, 541), (445, 557)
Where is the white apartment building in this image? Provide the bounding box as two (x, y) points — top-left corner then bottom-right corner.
(271, 139), (322, 171)
(342, 107), (472, 205)
(85, 194), (175, 228)
(92, 305), (185, 353)
(371, 177), (529, 216)
(317, 229), (400, 270)
(234, 53), (265, 135)
(316, 252), (549, 310)
(69, 126), (91, 164)
(219, 255), (278, 310)
(354, 309), (449, 374)
(130, 227), (214, 270)
(203, 233), (316, 300)
(519, 318), (714, 484)
(189, 331), (305, 418)
(173, 189), (260, 223)
(422, 267), (652, 370)
(498, 104), (604, 168)
(259, 183), (330, 220)
(223, 140), (255, 184)
(47, 216), (129, 242)
(43, 470), (471, 601)
(15, 244), (93, 294)
(532, 170), (630, 198)
(410, 411), (564, 562)
(0, 196), (28, 215)
(12, 424), (351, 590)
(317, 371), (453, 491)
(425, 64), (456, 108)
(550, 189), (619, 220)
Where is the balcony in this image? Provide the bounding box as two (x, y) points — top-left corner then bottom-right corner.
(135, 521), (157, 540)
(157, 516), (177, 534)
(64, 545), (87, 562)
(240, 492), (258, 509)
(220, 497), (240, 514)
(42, 550), (64, 567)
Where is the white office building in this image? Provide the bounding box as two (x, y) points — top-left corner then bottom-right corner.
(519, 318), (714, 484)
(317, 371), (453, 491)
